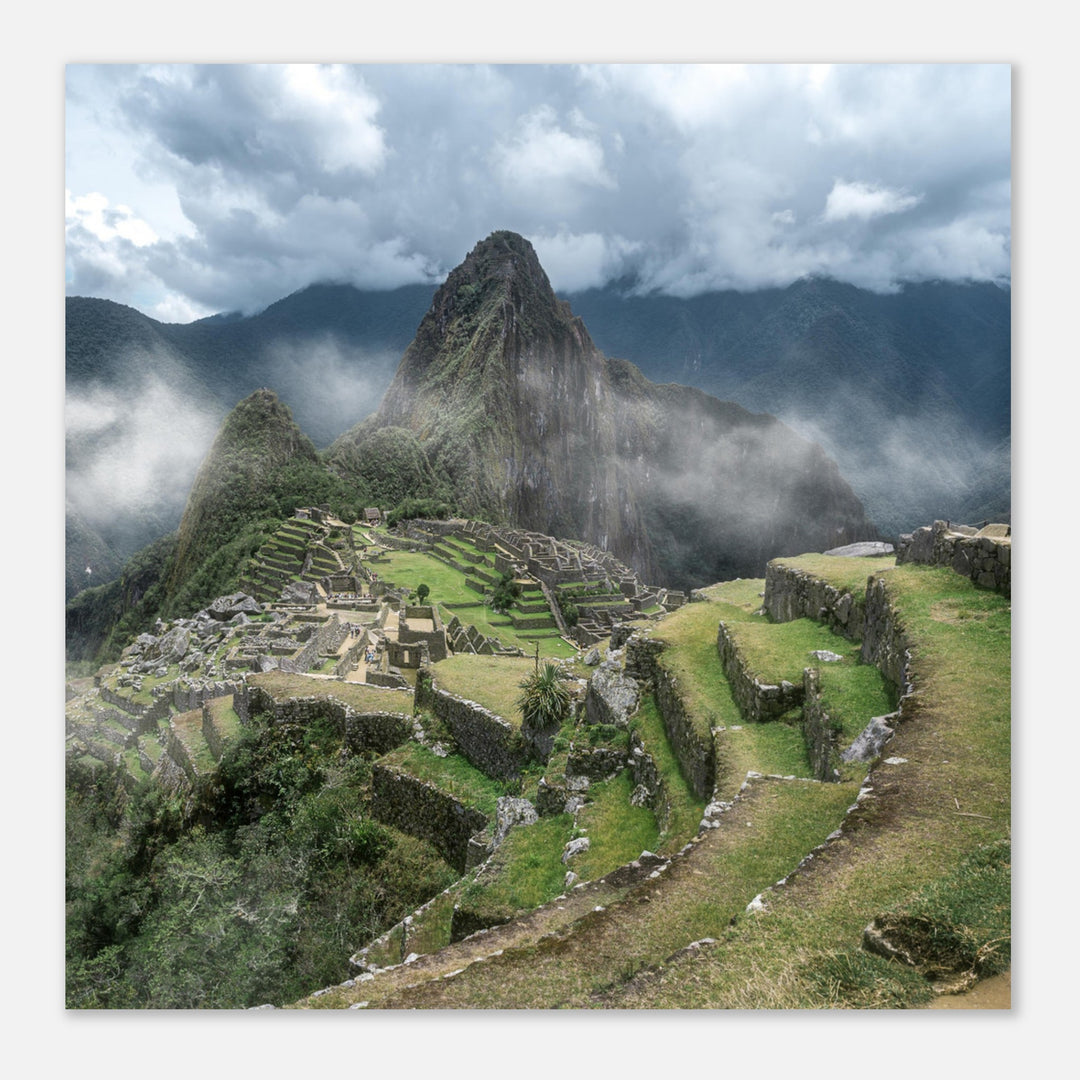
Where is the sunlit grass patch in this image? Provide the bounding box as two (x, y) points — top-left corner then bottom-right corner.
(573, 772), (660, 881)
(433, 654), (541, 727)
(456, 813), (575, 927)
(770, 553), (897, 596)
(379, 742), (504, 818)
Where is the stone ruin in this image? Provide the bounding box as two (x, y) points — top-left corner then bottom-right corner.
(896, 520), (1010, 596)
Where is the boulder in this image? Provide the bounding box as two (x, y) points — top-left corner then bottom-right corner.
(584, 665), (639, 727)
(841, 713), (898, 763)
(823, 541), (895, 557)
(491, 797), (539, 849)
(209, 593), (263, 620)
(158, 625), (191, 664)
(561, 837), (590, 864)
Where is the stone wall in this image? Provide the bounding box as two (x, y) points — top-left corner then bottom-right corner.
(239, 685), (413, 756)
(171, 679), (244, 714)
(896, 520), (1011, 597)
(651, 665), (715, 800)
(414, 668), (526, 781)
(860, 574), (913, 694)
(763, 562), (867, 641)
(801, 668), (839, 781)
(98, 685), (172, 731)
(625, 634), (715, 801)
(716, 621), (804, 722)
(370, 764), (488, 873)
(628, 732), (669, 833)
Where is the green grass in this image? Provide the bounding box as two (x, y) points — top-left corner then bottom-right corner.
(247, 671), (414, 715)
(610, 562), (1011, 1009)
(573, 772), (660, 880)
(375, 776), (858, 1009)
(456, 813), (576, 925)
(651, 600), (745, 739)
(432, 654), (541, 728)
(715, 723), (813, 790)
(770, 553), (897, 597)
(628, 694), (705, 852)
(696, 578), (766, 611)
(372, 548), (573, 656)
(816, 659), (897, 745)
(379, 742), (504, 818)
(722, 616), (861, 686)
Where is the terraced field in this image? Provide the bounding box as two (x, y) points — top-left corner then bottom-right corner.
(295, 553), (1009, 1010)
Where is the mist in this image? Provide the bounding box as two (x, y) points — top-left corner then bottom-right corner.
(779, 410), (1011, 537)
(65, 372), (224, 558)
(258, 335), (400, 448)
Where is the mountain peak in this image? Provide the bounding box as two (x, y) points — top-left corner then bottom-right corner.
(331, 233), (874, 587)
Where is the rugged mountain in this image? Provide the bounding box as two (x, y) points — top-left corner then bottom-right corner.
(564, 277), (1011, 533)
(164, 389), (334, 613)
(66, 257), (1009, 594)
(329, 232), (874, 589)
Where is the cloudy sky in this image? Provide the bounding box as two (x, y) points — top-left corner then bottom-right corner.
(65, 62), (1010, 322)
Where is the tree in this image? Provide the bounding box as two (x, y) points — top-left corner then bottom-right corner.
(415, 583), (430, 604)
(516, 662), (571, 762)
(490, 571), (522, 613)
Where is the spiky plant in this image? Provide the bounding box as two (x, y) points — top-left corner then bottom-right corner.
(516, 662), (571, 761)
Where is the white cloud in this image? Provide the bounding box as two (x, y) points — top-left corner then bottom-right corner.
(823, 180), (923, 222)
(528, 229), (641, 292)
(493, 105), (615, 197)
(66, 190), (159, 247)
(277, 64), (386, 175)
(64, 63), (1011, 314)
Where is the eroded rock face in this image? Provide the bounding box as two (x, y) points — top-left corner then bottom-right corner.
(491, 797), (539, 850)
(329, 231), (874, 590)
(584, 665), (639, 728)
(209, 593), (262, 620)
(841, 713), (898, 763)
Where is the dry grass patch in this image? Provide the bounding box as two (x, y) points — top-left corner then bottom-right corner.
(432, 654), (541, 727)
(247, 671), (414, 715)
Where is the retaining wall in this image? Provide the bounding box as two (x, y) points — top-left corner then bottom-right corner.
(370, 764), (488, 874)
(896, 520), (1011, 597)
(716, 621), (804, 722)
(800, 668), (839, 781)
(860, 574), (913, 694)
(414, 668), (526, 781)
(763, 562), (867, 641)
(624, 634), (715, 801)
(238, 685), (413, 756)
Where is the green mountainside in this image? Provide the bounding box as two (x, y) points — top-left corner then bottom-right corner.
(329, 232), (874, 588)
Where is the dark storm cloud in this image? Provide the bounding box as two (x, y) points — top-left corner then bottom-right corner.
(65, 63), (1010, 318)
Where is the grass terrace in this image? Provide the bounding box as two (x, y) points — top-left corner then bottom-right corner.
(628, 695), (706, 851)
(572, 772), (660, 881)
(431, 655), (540, 727)
(455, 813), (576, 928)
(247, 671), (415, 715)
(379, 742), (504, 819)
(770, 553), (897, 596)
(611, 561), (1011, 1008)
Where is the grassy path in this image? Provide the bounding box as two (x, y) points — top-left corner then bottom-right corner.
(347, 776), (856, 1009)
